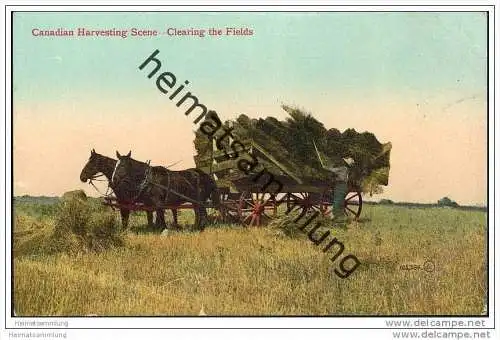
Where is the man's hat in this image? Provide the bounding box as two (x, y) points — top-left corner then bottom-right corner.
(343, 157), (355, 166)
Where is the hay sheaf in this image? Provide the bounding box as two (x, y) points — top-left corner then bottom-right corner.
(13, 192), (124, 257)
(194, 105), (391, 194)
(53, 194), (124, 253)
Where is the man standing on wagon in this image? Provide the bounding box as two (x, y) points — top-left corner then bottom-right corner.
(313, 140), (355, 224)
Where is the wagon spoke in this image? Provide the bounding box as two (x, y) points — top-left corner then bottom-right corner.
(345, 206), (357, 215)
(345, 193), (358, 202)
(347, 201), (360, 206)
(255, 215), (261, 226)
(249, 215), (256, 227)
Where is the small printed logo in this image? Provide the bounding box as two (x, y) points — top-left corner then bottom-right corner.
(400, 259), (435, 273)
(422, 260), (435, 273)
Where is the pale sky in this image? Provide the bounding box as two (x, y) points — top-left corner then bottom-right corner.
(13, 12), (488, 205)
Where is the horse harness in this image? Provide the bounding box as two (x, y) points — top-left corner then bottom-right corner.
(140, 164), (206, 207)
(88, 173), (113, 198)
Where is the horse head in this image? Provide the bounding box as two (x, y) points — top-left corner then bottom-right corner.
(112, 150), (132, 185)
(112, 150), (149, 201)
(80, 148), (102, 182)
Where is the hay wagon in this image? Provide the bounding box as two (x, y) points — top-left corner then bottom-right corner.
(194, 137), (363, 227)
(99, 107), (390, 228)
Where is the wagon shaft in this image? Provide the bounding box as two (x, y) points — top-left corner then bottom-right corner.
(145, 180), (213, 208)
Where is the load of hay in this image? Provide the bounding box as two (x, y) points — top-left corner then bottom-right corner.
(194, 105), (391, 194)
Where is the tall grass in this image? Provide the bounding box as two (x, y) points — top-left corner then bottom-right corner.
(13, 203), (487, 316)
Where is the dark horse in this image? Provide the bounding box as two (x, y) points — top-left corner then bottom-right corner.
(80, 149), (165, 228)
(112, 151), (219, 231)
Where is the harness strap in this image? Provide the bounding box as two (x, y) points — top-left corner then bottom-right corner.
(131, 165), (151, 204)
(180, 174), (195, 190)
(165, 171), (171, 202)
(89, 178), (113, 198)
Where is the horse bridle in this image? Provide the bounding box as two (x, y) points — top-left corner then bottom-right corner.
(88, 173), (113, 198)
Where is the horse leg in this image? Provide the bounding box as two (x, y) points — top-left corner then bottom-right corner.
(154, 209), (164, 229)
(147, 189), (166, 230)
(193, 206), (200, 230)
(194, 205), (206, 232)
(200, 206), (207, 230)
(159, 209), (167, 229)
(171, 208), (179, 229)
(154, 209), (166, 230)
(120, 208), (130, 229)
(146, 211), (154, 227)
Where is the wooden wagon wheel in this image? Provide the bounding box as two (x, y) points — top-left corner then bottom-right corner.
(218, 192), (241, 223)
(284, 192), (323, 215)
(344, 191), (363, 219)
(320, 190), (363, 220)
(238, 191), (276, 227)
(203, 191), (239, 224)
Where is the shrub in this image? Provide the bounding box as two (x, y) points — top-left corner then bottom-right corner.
(437, 196), (459, 207)
(379, 199), (394, 205)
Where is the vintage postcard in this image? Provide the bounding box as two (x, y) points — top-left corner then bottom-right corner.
(4, 5), (495, 336)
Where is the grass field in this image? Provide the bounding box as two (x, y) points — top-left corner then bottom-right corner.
(12, 197), (487, 316)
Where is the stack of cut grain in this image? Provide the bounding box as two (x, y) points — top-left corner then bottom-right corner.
(193, 105), (391, 194)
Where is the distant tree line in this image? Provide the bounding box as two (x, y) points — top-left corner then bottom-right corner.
(378, 196), (459, 207)
(437, 196), (459, 207)
(373, 196), (487, 211)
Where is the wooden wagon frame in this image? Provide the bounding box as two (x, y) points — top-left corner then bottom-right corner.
(193, 138), (363, 227)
